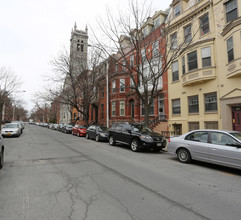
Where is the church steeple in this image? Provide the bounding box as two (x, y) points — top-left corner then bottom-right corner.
(74, 22), (77, 31)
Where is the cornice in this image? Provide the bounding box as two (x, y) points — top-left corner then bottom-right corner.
(180, 37), (215, 53)
(167, 1), (212, 33)
(221, 16), (241, 36)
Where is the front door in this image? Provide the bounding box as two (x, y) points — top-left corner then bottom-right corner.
(233, 107), (241, 132)
(131, 102), (134, 118)
(173, 124), (182, 135)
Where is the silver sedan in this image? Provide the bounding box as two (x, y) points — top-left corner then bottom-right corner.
(168, 129), (241, 170)
(1, 123), (22, 137)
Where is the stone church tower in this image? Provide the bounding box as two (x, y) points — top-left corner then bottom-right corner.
(70, 22), (88, 71)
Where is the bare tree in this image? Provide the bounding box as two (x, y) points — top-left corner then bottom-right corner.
(92, 0), (200, 126)
(0, 67), (21, 127)
(37, 46), (104, 126)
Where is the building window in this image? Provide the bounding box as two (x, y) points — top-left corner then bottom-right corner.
(153, 41), (159, 57)
(81, 44), (84, 52)
(122, 60), (126, 72)
(141, 49), (146, 62)
(142, 27), (148, 37)
(172, 61), (179, 82)
(184, 24), (192, 43)
(119, 101), (125, 116)
(154, 17), (160, 27)
(200, 14), (209, 35)
(112, 80), (116, 93)
(205, 121), (218, 129)
(174, 4), (181, 17)
(187, 51), (198, 71)
(141, 100), (154, 116)
(204, 92), (217, 112)
(182, 56), (186, 74)
(188, 96), (199, 113)
(130, 55), (134, 67)
(130, 77), (135, 89)
(120, 78), (125, 92)
(172, 99), (181, 115)
(101, 88), (105, 98)
(101, 104), (104, 120)
(171, 33), (177, 50)
(225, 0), (238, 23)
(188, 122), (200, 132)
(115, 64), (118, 73)
(112, 101), (116, 116)
(227, 36), (234, 62)
(202, 47), (211, 67)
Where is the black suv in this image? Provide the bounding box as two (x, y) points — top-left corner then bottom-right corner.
(108, 122), (166, 152)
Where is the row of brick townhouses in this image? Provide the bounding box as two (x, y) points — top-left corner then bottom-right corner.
(60, 0), (241, 135)
(72, 10), (170, 134)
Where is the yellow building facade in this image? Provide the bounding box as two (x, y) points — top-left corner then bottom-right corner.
(166, 0), (241, 134)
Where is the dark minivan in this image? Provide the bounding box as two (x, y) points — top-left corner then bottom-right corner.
(108, 122), (166, 152)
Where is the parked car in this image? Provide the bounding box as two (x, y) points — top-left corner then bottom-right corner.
(86, 125), (109, 142)
(62, 124), (73, 134)
(168, 129), (241, 170)
(52, 124), (59, 130)
(0, 133), (4, 169)
(1, 123), (22, 137)
(72, 125), (86, 137)
(48, 123), (53, 129)
(42, 123), (48, 127)
(108, 122), (166, 152)
(11, 121), (24, 133)
(57, 124), (65, 132)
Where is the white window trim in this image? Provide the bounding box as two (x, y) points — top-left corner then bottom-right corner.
(119, 101), (125, 116)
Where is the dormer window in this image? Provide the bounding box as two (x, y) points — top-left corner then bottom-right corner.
(174, 4), (181, 17)
(142, 27), (148, 37)
(154, 18), (160, 27)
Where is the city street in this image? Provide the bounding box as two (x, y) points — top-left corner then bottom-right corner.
(0, 125), (241, 220)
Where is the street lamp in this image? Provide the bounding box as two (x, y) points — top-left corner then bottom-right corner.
(12, 90), (26, 121)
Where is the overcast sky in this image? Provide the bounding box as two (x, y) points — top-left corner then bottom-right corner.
(0, 0), (171, 112)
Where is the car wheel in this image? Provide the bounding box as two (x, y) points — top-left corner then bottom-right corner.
(86, 133), (89, 139)
(95, 135), (100, 142)
(131, 139), (140, 152)
(0, 149), (4, 169)
(177, 148), (191, 163)
(109, 136), (116, 146)
(77, 132), (80, 137)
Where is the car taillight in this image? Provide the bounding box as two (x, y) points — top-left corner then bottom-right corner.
(169, 138), (171, 142)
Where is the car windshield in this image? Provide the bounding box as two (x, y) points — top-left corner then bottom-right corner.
(132, 125), (153, 134)
(66, 125), (73, 128)
(79, 126), (86, 129)
(230, 132), (241, 141)
(98, 126), (108, 132)
(4, 124), (18, 128)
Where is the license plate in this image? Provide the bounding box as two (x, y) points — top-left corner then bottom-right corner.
(157, 143), (162, 146)
(7, 133), (11, 135)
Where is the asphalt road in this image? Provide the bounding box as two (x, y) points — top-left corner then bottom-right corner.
(0, 124), (241, 220)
